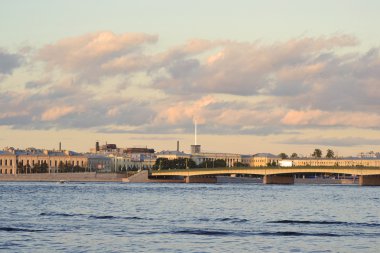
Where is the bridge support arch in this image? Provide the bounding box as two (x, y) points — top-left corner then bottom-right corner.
(264, 175), (294, 185)
(185, 176), (217, 184)
(359, 175), (380, 186)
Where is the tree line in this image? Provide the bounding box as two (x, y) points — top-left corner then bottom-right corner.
(16, 161), (87, 174)
(278, 149), (336, 159)
(152, 158), (249, 170)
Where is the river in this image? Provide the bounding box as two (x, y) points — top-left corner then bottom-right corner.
(0, 182), (379, 252)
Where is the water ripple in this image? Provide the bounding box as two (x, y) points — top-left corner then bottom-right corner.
(269, 220), (380, 227)
(0, 227), (44, 232)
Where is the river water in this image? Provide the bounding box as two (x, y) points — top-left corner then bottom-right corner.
(0, 182), (379, 252)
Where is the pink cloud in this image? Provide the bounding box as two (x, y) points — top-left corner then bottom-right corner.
(41, 106), (75, 121)
(38, 31), (157, 81)
(154, 96), (216, 125)
(282, 110), (380, 128)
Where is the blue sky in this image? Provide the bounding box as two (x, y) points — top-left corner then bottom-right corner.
(1, 1), (380, 156)
(1, 0), (380, 48)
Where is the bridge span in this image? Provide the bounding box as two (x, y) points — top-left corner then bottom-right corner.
(151, 167), (380, 186)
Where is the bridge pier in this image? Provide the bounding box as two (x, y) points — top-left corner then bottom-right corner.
(263, 175), (294, 185)
(359, 175), (380, 186)
(185, 176), (217, 184)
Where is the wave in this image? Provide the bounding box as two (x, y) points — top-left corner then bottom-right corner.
(174, 229), (232, 236)
(40, 212), (144, 220)
(215, 218), (249, 223)
(259, 231), (341, 237)
(40, 212), (77, 217)
(88, 215), (144, 220)
(173, 229), (342, 237)
(0, 227), (44, 232)
(268, 220), (380, 227)
(198, 217), (249, 223)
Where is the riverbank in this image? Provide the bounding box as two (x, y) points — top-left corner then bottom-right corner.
(124, 171), (359, 184)
(0, 172), (359, 184)
(0, 172), (129, 182)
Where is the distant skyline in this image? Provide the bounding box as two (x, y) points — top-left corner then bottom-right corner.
(1, 1), (380, 156)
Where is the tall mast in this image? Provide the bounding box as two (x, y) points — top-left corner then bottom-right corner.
(194, 119), (197, 145)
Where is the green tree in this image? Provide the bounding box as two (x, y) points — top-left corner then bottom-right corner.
(58, 161), (65, 173)
(214, 159), (226, 168)
(154, 158), (169, 170)
(326, 149), (335, 158)
(234, 162), (248, 167)
(17, 162), (24, 174)
(312, 149), (322, 158)
(279, 153), (288, 159)
(291, 153), (298, 158)
(198, 160), (213, 168)
(266, 161), (278, 167)
(26, 164), (31, 174)
(33, 163), (41, 173)
(185, 158), (197, 169)
(41, 161), (49, 173)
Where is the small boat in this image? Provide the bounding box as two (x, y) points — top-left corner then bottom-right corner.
(57, 180), (66, 184)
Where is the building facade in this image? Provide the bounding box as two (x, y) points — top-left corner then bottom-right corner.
(112, 154), (156, 171)
(191, 152), (242, 167)
(0, 148), (88, 174)
(281, 157), (380, 167)
(250, 153), (280, 167)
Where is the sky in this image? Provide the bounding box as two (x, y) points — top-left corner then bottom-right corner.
(1, 0), (380, 156)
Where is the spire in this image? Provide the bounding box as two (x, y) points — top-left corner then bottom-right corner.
(194, 119), (197, 145)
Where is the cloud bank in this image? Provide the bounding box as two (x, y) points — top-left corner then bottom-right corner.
(1, 32), (380, 139)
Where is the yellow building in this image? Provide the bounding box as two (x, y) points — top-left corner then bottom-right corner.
(250, 153), (280, 167)
(283, 157), (380, 167)
(0, 148), (88, 174)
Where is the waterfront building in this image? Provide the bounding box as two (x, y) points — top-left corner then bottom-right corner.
(357, 151), (380, 158)
(281, 157), (380, 167)
(89, 143), (125, 155)
(0, 149), (17, 174)
(0, 147), (88, 174)
(190, 151), (242, 167)
(86, 154), (113, 172)
(124, 147), (155, 154)
(250, 153), (281, 167)
(156, 150), (191, 160)
(184, 122), (243, 167)
(241, 155), (253, 166)
(111, 152), (156, 172)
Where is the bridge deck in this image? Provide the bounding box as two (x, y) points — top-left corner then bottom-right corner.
(151, 167), (380, 177)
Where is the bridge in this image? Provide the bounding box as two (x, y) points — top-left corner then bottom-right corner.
(151, 167), (380, 185)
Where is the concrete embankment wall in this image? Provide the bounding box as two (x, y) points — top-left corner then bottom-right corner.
(123, 171), (184, 183)
(295, 178), (358, 185)
(0, 173), (127, 182)
(216, 176), (262, 184)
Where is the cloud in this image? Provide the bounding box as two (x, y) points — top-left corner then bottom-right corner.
(41, 106), (76, 121)
(154, 96), (216, 125)
(0, 78), (156, 130)
(150, 34), (359, 96)
(2, 32), (380, 138)
(38, 31), (158, 82)
(24, 79), (49, 89)
(280, 137), (380, 147)
(0, 49), (23, 75)
(281, 110), (380, 128)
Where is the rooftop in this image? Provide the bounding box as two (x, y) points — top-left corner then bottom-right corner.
(253, 153), (279, 158)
